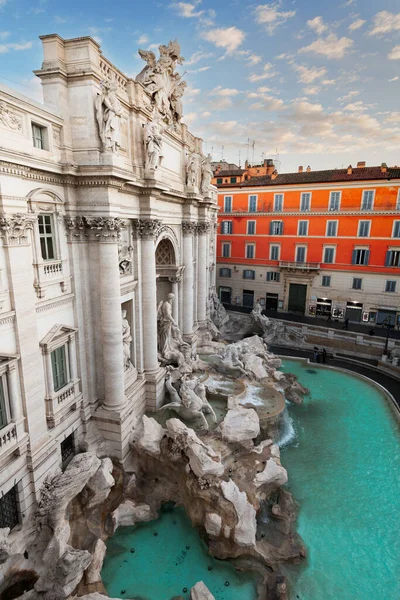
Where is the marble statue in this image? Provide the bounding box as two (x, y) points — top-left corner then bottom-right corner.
(186, 152), (199, 188)
(143, 116), (166, 171)
(118, 243), (133, 275)
(95, 79), (122, 153)
(136, 40), (186, 126)
(157, 293), (191, 371)
(200, 154), (213, 195)
(122, 310), (133, 370)
(250, 307), (307, 347)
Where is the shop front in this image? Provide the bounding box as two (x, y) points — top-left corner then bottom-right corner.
(346, 301), (363, 322)
(316, 297), (332, 316)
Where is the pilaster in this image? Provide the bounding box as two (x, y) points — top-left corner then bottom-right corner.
(182, 220), (196, 344)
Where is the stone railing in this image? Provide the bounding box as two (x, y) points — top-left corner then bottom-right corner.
(99, 58), (128, 93)
(43, 261), (63, 277)
(0, 422), (17, 457)
(33, 260), (67, 298)
(46, 381), (81, 429)
(279, 261), (320, 271)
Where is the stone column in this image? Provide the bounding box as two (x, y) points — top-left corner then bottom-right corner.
(134, 219), (161, 373)
(169, 277), (180, 323)
(68, 335), (78, 381)
(86, 217), (126, 410)
(197, 222), (210, 326)
(182, 221), (196, 337)
(7, 363), (22, 421)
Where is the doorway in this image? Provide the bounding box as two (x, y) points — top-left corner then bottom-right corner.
(242, 290), (255, 309)
(219, 287), (231, 304)
(345, 302), (363, 322)
(288, 283), (307, 314)
(265, 293), (279, 311)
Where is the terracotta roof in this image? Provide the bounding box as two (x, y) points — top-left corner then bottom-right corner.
(216, 166), (400, 187)
(214, 169), (245, 177)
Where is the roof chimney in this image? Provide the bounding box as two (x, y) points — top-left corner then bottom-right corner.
(298, 166), (303, 173)
(357, 161), (366, 168)
(381, 162), (388, 173)
(266, 159), (275, 175)
(271, 169), (278, 180)
(306, 165), (311, 173)
(347, 165), (353, 175)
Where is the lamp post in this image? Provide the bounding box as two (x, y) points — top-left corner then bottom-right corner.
(383, 317), (391, 355)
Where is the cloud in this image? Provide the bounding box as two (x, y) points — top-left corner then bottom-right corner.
(254, 3), (296, 34)
(299, 33), (354, 59)
(201, 111), (211, 118)
(369, 11), (400, 36)
(0, 31), (10, 41)
(307, 16), (327, 35)
(201, 26), (245, 54)
(338, 90), (360, 102)
(54, 16), (68, 24)
(248, 63), (277, 82)
(0, 41), (33, 53)
(197, 66), (210, 72)
(185, 50), (213, 65)
(348, 18), (365, 31)
(322, 79), (335, 85)
(292, 63), (327, 84)
(388, 46), (400, 60)
(182, 111), (197, 124)
(137, 34), (149, 45)
(389, 76), (399, 82)
(247, 54), (262, 65)
(170, 1), (203, 18)
(303, 86), (321, 95)
(0, 0), (8, 6)
(211, 87), (241, 97)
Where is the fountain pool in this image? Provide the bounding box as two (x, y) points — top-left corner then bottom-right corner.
(102, 505), (261, 600)
(279, 359), (400, 600)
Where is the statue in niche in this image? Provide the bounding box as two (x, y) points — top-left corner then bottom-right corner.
(119, 243), (133, 275)
(157, 293), (191, 372)
(186, 152), (199, 188)
(200, 154), (213, 195)
(95, 79), (122, 153)
(143, 115), (166, 171)
(136, 40), (186, 126)
(122, 309), (133, 370)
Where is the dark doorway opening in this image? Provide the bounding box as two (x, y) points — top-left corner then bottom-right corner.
(288, 283), (307, 314)
(242, 290), (255, 309)
(219, 287), (232, 305)
(265, 293), (279, 311)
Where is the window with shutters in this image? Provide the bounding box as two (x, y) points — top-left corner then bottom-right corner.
(298, 221), (308, 236)
(216, 178), (223, 184)
(222, 243), (231, 258)
(230, 177), (237, 183)
(326, 221), (338, 237)
(296, 246), (306, 262)
(51, 346), (68, 392)
(385, 250), (400, 267)
(300, 192), (311, 212)
(247, 220), (256, 235)
(322, 275), (331, 287)
(358, 220), (371, 237)
(38, 215), (56, 260)
(32, 123), (48, 150)
(243, 269), (255, 279)
(385, 280), (397, 293)
(270, 221), (283, 235)
(248, 195), (257, 212)
(267, 272), (280, 282)
(361, 190), (374, 210)
(274, 194), (284, 211)
(352, 278), (362, 290)
(221, 221), (232, 234)
(224, 196), (232, 212)
(329, 191), (341, 211)
(246, 244), (255, 259)
(392, 221), (400, 238)
(323, 247), (335, 264)
(352, 248), (370, 265)
(219, 268), (231, 277)
(270, 245), (280, 260)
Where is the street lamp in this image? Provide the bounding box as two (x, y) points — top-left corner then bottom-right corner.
(383, 317), (391, 355)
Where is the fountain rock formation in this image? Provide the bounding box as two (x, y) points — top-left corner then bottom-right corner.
(251, 303), (308, 348)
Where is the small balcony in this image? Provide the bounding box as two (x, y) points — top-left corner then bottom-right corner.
(279, 261), (320, 272)
(45, 380), (82, 429)
(33, 260), (68, 298)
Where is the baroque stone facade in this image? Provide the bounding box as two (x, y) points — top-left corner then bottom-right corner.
(0, 34), (217, 545)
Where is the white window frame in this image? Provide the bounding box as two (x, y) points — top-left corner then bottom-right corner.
(274, 193), (284, 212)
(270, 244), (280, 261)
(361, 189), (375, 211)
(300, 192), (311, 212)
(222, 242), (231, 258)
(267, 271), (280, 282)
(221, 221), (232, 234)
(31, 121), (49, 151)
(326, 220), (338, 237)
(297, 220), (309, 236)
(392, 220), (400, 238)
(247, 220), (256, 235)
(328, 191), (341, 211)
(321, 275), (331, 287)
(295, 245), (307, 262)
(358, 220), (371, 238)
(245, 243), (256, 259)
(224, 196), (233, 213)
(248, 194), (258, 213)
(323, 246), (336, 264)
(243, 269), (255, 280)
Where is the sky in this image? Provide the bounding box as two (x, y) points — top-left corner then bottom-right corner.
(1, 0), (400, 173)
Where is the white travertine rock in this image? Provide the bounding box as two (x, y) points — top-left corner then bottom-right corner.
(0, 528), (10, 564)
(242, 353), (269, 381)
(137, 415), (166, 456)
(166, 419), (224, 478)
(86, 538), (107, 584)
(220, 407), (260, 444)
(221, 480), (257, 547)
(204, 513), (222, 537)
(191, 581), (216, 600)
(111, 499), (152, 529)
(86, 457), (115, 509)
(223, 525), (231, 539)
(254, 458), (288, 488)
(35, 547), (92, 599)
(78, 594), (121, 600)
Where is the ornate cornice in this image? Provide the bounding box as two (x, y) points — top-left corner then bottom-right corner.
(0, 213), (36, 246)
(133, 219), (162, 239)
(64, 216), (88, 241)
(182, 220), (197, 236)
(197, 221), (211, 234)
(36, 293), (75, 313)
(64, 216), (126, 242)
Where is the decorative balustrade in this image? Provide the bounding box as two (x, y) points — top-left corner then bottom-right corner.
(45, 381), (81, 428)
(279, 261), (320, 271)
(0, 422), (17, 456)
(56, 384), (74, 405)
(43, 261), (63, 276)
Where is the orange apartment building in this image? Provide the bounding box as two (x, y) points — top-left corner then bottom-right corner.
(216, 161), (400, 326)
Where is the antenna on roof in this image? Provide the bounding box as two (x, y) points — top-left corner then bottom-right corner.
(238, 150), (241, 167)
(251, 140), (255, 165)
(246, 138), (250, 162)
(221, 145), (224, 160)
(273, 148), (281, 173)
(211, 146), (214, 159)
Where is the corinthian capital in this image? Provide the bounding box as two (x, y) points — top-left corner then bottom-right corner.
(64, 216), (88, 241)
(0, 213), (36, 246)
(182, 220), (197, 236)
(133, 219), (162, 238)
(197, 221), (211, 235)
(85, 217), (126, 242)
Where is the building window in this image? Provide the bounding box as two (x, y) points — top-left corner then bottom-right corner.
(274, 194), (284, 211)
(247, 220), (256, 235)
(246, 244), (255, 259)
(385, 280), (397, 293)
(352, 248), (370, 265)
(358, 220), (371, 237)
(298, 221), (308, 236)
(352, 277), (362, 290)
(61, 432), (75, 471)
(219, 268), (231, 277)
(267, 272), (280, 282)
(300, 192), (311, 212)
(38, 215), (56, 261)
(296, 246), (306, 262)
(222, 243), (231, 258)
(322, 275), (331, 287)
(270, 221), (283, 235)
(385, 250), (400, 267)
(221, 221), (232, 234)
(0, 485), (19, 530)
(270, 245), (280, 260)
(326, 221), (338, 237)
(230, 177), (237, 184)
(224, 196), (232, 212)
(393, 221), (400, 238)
(243, 269), (255, 279)
(0, 377), (7, 430)
(329, 191), (341, 211)
(323, 247), (335, 264)
(361, 190), (374, 211)
(397, 190), (400, 210)
(51, 346), (68, 392)
(32, 123), (47, 150)
(216, 178), (223, 184)
(248, 195), (257, 212)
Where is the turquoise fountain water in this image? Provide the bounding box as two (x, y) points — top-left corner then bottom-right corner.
(102, 505), (260, 600)
(279, 359), (400, 600)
